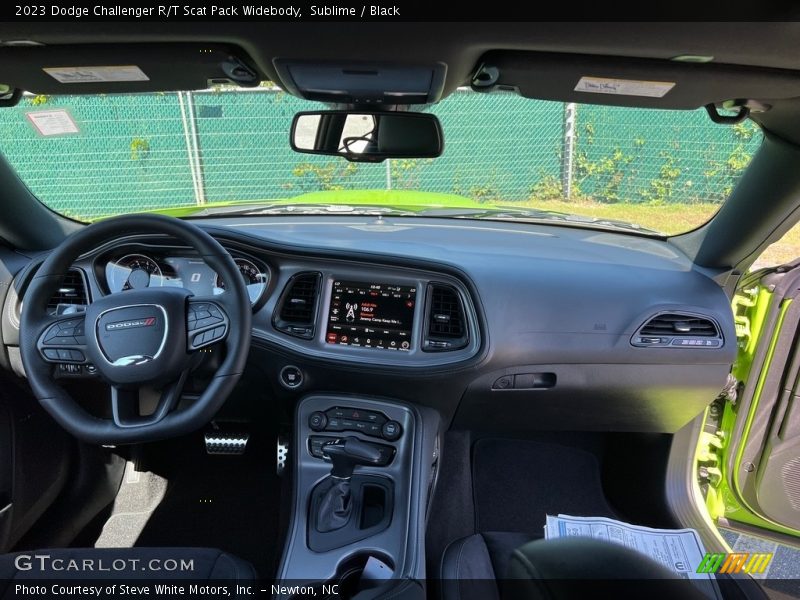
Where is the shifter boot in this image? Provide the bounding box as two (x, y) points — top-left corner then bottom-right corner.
(317, 478), (352, 532)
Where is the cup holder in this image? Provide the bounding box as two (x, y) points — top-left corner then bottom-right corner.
(290, 552), (395, 600)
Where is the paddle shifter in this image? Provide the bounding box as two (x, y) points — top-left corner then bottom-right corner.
(317, 437), (385, 532)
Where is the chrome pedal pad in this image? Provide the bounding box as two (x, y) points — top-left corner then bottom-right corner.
(277, 435), (289, 476)
(204, 432), (249, 455)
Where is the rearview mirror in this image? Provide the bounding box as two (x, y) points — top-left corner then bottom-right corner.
(290, 110), (443, 162)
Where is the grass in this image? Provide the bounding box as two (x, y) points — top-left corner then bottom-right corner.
(520, 199), (719, 235)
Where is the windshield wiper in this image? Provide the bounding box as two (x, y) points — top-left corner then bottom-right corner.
(187, 203), (417, 217)
(416, 206), (662, 235)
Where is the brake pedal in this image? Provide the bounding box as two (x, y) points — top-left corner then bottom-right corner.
(204, 432), (249, 455)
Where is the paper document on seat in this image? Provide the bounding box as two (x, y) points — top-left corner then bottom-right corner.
(545, 514), (722, 599)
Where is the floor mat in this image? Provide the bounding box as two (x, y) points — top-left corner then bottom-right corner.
(89, 432), (283, 577)
(95, 461), (167, 548)
(472, 437), (615, 535)
(720, 527), (800, 598)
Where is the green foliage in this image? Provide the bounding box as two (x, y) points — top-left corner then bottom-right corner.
(529, 174), (563, 201)
(390, 159), (432, 190)
(130, 137), (151, 161)
(639, 153), (682, 204)
(450, 168), (503, 203)
(574, 145), (637, 203)
(290, 161), (359, 192)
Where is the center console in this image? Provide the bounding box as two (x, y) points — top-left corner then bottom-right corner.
(277, 395), (441, 599)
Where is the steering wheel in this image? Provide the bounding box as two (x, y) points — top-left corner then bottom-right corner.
(19, 214), (252, 445)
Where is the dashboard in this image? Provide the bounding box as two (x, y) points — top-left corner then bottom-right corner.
(0, 215), (741, 432)
(86, 238), (480, 368)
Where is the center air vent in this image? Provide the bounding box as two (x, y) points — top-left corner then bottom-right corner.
(47, 269), (88, 314)
(423, 283), (469, 352)
(272, 272), (321, 340)
(633, 312), (722, 348)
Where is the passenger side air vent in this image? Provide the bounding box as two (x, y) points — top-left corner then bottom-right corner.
(423, 283), (469, 352)
(632, 312), (722, 348)
(47, 269), (88, 314)
(272, 272), (321, 340)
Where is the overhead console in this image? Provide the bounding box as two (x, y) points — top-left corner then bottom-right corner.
(269, 265), (481, 368)
(272, 60), (447, 104)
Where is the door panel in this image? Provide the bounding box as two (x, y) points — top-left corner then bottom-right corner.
(727, 265), (800, 533)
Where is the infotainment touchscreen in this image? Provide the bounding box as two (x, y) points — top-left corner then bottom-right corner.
(326, 280), (417, 351)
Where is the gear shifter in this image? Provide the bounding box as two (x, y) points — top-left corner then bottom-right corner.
(316, 437), (384, 532)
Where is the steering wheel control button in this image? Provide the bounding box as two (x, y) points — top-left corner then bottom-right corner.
(43, 349), (59, 360)
(279, 365), (304, 389)
(186, 301), (229, 350)
(381, 420), (402, 441)
(308, 411), (328, 431)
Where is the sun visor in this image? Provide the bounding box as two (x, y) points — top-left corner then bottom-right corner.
(0, 43), (265, 95)
(273, 60), (447, 104)
(480, 51), (800, 110)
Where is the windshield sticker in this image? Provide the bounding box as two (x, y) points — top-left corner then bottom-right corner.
(26, 110), (79, 136)
(43, 65), (149, 84)
(574, 76), (675, 98)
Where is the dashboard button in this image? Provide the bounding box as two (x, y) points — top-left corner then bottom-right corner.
(279, 365), (303, 389)
(366, 423), (383, 436)
(492, 375), (513, 390)
(308, 412), (327, 432)
(381, 421), (402, 441)
(364, 411), (386, 424)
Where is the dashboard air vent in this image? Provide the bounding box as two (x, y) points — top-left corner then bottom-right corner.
(273, 272), (321, 339)
(423, 283), (469, 352)
(633, 312), (722, 348)
(47, 269), (88, 314)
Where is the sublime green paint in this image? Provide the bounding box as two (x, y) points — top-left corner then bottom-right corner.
(710, 284), (800, 537)
(91, 189), (491, 221)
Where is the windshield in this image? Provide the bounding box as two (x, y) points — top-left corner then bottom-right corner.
(0, 87), (763, 234)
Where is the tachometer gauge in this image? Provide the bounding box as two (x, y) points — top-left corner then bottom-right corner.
(214, 258), (268, 304)
(105, 254), (164, 293)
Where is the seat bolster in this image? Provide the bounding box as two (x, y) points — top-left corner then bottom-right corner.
(440, 534), (500, 600)
(505, 537), (709, 600)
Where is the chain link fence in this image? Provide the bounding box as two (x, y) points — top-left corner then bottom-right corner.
(0, 88), (763, 220)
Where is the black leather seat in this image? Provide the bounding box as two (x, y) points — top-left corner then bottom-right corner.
(0, 547), (256, 597)
(441, 533), (768, 600)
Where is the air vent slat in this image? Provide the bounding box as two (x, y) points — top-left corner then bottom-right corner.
(633, 312), (722, 348)
(423, 284), (469, 352)
(640, 313), (719, 337)
(273, 272), (320, 339)
(47, 269), (88, 313)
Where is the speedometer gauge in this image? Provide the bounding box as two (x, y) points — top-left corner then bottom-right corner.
(215, 258), (268, 304)
(105, 254), (164, 293)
